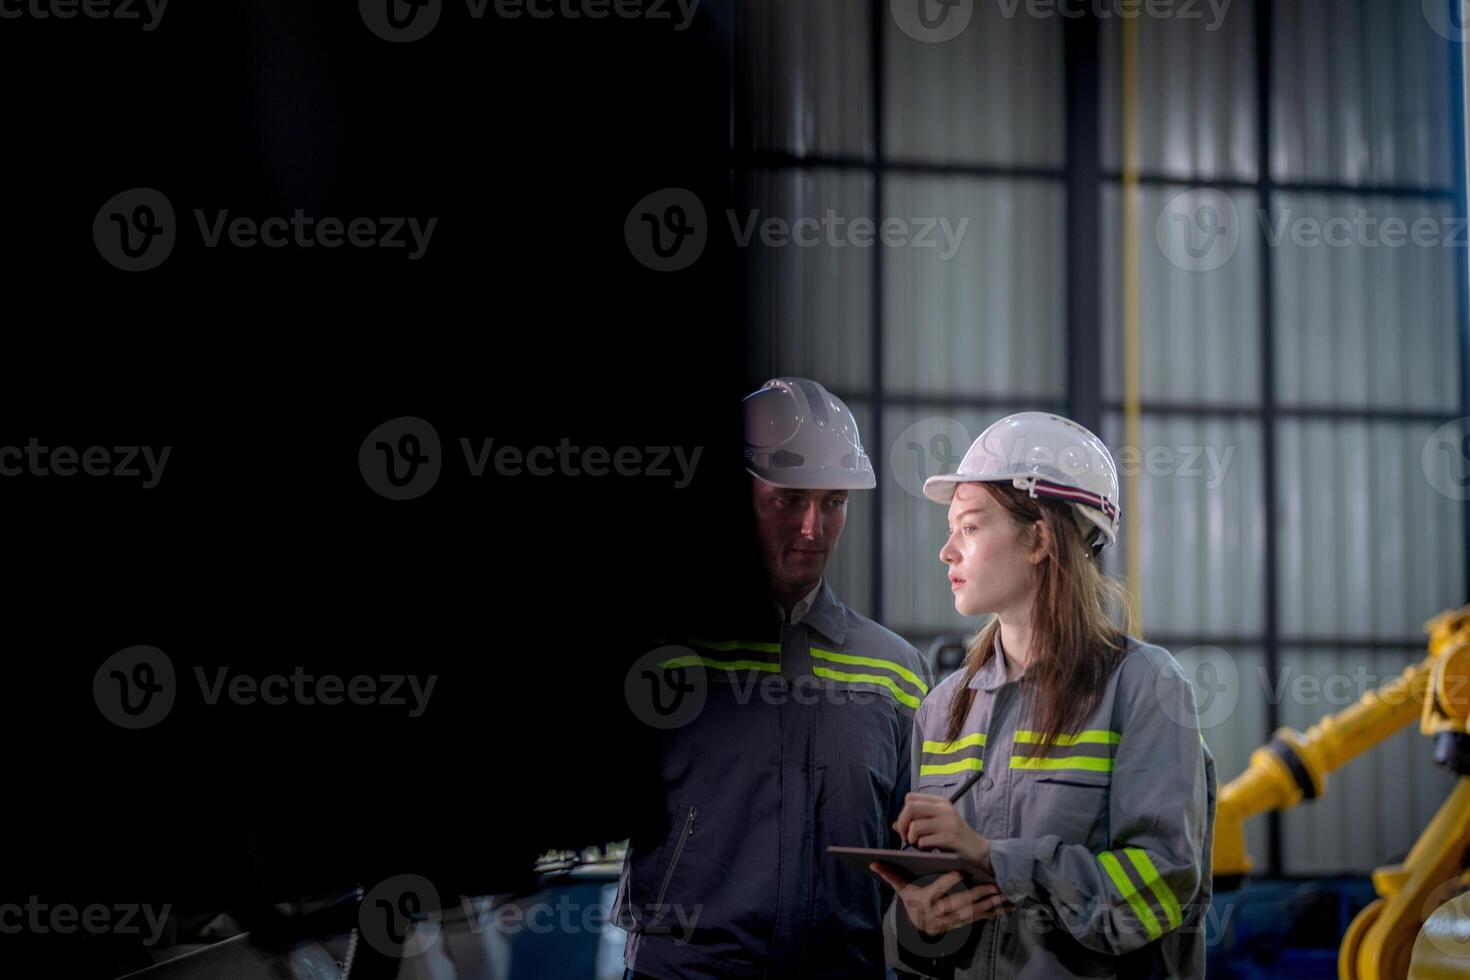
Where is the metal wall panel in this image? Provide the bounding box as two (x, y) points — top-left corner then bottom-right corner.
(734, 0), (873, 158)
(883, 175), (1067, 399)
(1273, 192), (1462, 411)
(1272, 0), (1455, 187)
(1102, 412), (1267, 636)
(884, 0), (1064, 166)
(1100, 2), (1259, 179)
(1277, 418), (1466, 640)
(741, 169), (874, 392)
(1102, 183), (1264, 404)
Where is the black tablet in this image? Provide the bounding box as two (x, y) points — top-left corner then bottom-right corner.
(827, 846), (994, 883)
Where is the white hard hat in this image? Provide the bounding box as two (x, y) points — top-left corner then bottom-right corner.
(743, 377), (876, 490)
(922, 411), (1120, 552)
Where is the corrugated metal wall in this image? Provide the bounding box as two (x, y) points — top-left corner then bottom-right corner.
(882, 176), (1065, 399)
(1273, 193), (1461, 410)
(734, 0), (1465, 875)
(734, 1), (872, 157)
(740, 169), (873, 392)
(1099, 413), (1267, 636)
(1101, 183), (1263, 402)
(1277, 419), (1465, 640)
(1100, 1), (1258, 179)
(883, 0), (1063, 166)
(1272, 0), (1454, 187)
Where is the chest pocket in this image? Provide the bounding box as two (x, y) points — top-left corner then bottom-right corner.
(1015, 766), (1111, 847)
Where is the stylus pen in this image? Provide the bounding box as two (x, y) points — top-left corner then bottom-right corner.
(898, 765), (986, 851)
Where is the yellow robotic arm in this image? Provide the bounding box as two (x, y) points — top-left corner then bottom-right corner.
(1208, 607), (1470, 980)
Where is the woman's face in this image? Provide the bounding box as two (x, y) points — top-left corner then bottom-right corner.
(940, 482), (1039, 618)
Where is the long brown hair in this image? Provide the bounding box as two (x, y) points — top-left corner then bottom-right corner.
(943, 481), (1137, 752)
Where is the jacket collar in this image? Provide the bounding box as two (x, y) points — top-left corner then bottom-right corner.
(792, 578), (848, 647)
(969, 629), (1013, 691)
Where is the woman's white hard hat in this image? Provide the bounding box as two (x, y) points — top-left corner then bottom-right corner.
(922, 411), (1121, 552)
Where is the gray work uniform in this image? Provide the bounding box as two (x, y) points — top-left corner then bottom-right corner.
(616, 579), (936, 979)
(885, 634), (1216, 979)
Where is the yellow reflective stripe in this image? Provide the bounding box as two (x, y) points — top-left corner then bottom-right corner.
(811, 666), (920, 709)
(1098, 851), (1162, 941)
(1125, 847), (1183, 931)
(658, 655), (780, 672)
(810, 647), (929, 697)
(1009, 756), (1113, 772)
(687, 638), (782, 654)
(922, 733), (987, 754)
(919, 758), (982, 776)
(1013, 729), (1121, 746)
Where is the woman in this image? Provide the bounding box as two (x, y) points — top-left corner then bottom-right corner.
(873, 412), (1216, 979)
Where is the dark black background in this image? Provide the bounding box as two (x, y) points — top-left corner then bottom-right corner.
(0, 0), (756, 974)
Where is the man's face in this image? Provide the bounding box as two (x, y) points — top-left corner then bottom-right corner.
(750, 478), (848, 594)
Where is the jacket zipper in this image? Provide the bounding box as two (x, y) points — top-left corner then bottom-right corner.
(654, 804), (697, 910)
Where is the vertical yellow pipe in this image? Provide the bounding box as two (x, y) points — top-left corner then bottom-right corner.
(1121, 11), (1144, 632)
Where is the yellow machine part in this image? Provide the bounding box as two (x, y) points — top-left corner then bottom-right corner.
(1344, 779), (1470, 979)
(1212, 607), (1470, 880)
(1409, 886), (1470, 979)
(1212, 659), (1432, 877)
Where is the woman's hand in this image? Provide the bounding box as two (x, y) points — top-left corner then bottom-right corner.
(894, 792), (993, 874)
(869, 865), (1012, 934)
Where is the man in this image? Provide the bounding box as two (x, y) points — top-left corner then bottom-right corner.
(616, 377), (935, 979)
